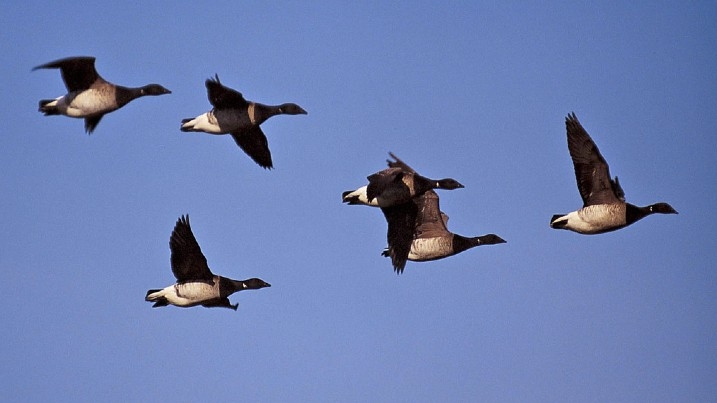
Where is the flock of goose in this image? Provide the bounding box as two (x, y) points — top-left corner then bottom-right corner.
(34, 56), (678, 311)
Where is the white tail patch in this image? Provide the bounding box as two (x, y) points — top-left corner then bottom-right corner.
(181, 113), (222, 133)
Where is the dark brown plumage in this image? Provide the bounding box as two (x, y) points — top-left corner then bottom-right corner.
(180, 75), (307, 169)
(145, 215), (270, 310)
(550, 113), (678, 234)
(375, 154), (504, 273)
(365, 154), (464, 208)
(33, 56), (171, 134)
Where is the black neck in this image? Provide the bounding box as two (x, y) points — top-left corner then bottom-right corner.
(115, 85), (144, 107)
(218, 276), (242, 296)
(252, 103), (283, 123)
(452, 234), (480, 254)
(625, 203), (652, 225)
(412, 175), (439, 194)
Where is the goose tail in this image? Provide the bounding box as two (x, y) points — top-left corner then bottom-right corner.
(39, 99), (60, 115)
(145, 289), (169, 308)
(180, 118), (195, 132)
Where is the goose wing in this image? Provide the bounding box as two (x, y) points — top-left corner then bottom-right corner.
(565, 113), (623, 206)
(382, 201), (418, 274)
(413, 190), (449, 239)
(33, 56), (102, 92)
(206, 74), (248, 109)
(169, 215), (214, 282)
(230, 126), (273, 169)
(386, 152), (417, 174)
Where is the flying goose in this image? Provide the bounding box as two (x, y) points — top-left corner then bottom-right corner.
(380, 154), (503, 272)
(180, 74), (307, 169)
(550, 113), (677, 234)
(33, 56), (171, 134)
(145, 215), (270, 310)
(343, 152), (464, 208)
(382, 190), (506, 273)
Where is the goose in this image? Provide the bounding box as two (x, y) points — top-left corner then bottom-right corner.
(345, 153), (496, 273)
(145, 215), (270, 310)
(550, 113), (677, 234)
(382, 190), (506, 273)
(180, 74), (307, 169)
(344, 152), (464, 208)
(33, 56), (171, 134)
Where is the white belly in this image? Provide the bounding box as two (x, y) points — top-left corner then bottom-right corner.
(157, 281), (218, 307)
(54, 90), (116, 117)
(407, 237), (452, 261)
(564, 204), (626, 234)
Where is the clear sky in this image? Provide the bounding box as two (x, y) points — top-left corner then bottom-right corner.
(2, 2), (716, 402)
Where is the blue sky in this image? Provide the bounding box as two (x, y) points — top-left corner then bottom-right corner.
(2, 2), (716, 402)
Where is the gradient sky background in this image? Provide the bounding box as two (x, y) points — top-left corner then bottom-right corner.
(2, 2), (716, 402)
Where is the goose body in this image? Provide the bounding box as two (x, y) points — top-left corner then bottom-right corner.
(406, 233), (505, 262)
(551, 204), (626, 235)
(359, 154), (503, 272)
(550, 113), (677, 234)
(145, 215), (270, 311)
(148, 276), (234, 308)
(41, 89), (117, 118)
(406, 237), (453, 261)
(181, 74), (307, 169)
(146, 275), (268, 310)
(180, 107), (256, 134)
(33, 56), (171, 134)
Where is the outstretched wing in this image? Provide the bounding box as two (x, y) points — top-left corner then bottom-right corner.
(230, 126), (273, 169)
(33, 56), (102, 92)
(84, 115), (103, 134)
(565, 113), (622, 206)
(386, 152), (417, 174)
(381, 201), (418, 274)
(169, 215), (214, 282)
(206, 74), (248, 109)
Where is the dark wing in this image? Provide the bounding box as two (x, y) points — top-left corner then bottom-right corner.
(206, 74), (248, 108)
(230, 127), (273, 169)
(201, 298), (237, 310)
(33, 56), (101, 92)
(381, 201), (419, 274)
(414, 190), (449, 239)
(612, 176), (625, 202)
(440, 212), (450, 228)
(386, 152), (417, 174)
(565, 113), (622, 206)
(366, 167), (404, 202)
(169, 215), (214, 282)
(84, 115), (103, 134)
